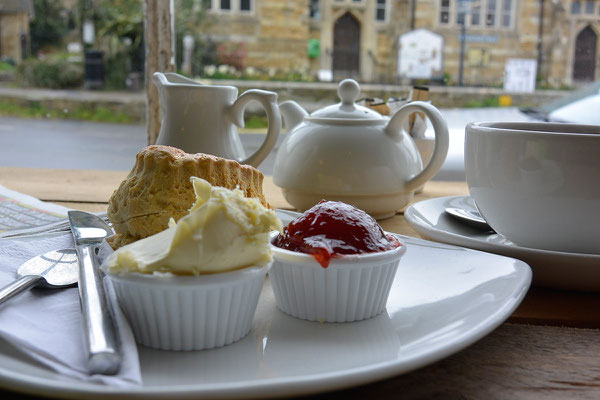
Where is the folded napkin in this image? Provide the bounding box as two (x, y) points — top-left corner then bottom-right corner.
(0, 233), (141, 386)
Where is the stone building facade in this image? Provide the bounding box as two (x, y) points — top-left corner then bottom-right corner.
(0, 0), (34, 63)
(199, 0), (600, 87)
(200, 0), (311, 73)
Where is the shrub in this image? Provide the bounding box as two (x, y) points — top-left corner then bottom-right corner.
(19, 57), (83, 89)
(94, 0), (145, 89)
(200, 64), (314, 82)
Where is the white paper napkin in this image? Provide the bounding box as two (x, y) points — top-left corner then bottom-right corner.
(0, 233), (141, 386)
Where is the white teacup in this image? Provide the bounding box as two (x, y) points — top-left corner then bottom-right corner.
(465, 122), (600, 255)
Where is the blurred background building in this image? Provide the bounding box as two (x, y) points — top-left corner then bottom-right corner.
(192, 0), (599, 87)
(0, 0), (34, 63)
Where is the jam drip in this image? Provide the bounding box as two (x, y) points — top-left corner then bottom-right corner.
(273, 200), (401, 268)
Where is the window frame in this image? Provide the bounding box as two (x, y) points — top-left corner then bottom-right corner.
(375, 0), (389, 23)
(440, 0), (452, 25)
(585, 0), (595, 14)
(439, 0), (515, 30)
(485, 0), (498, 27)
(218, 0), (232, 12)
(310, 0), (320, 19)
(206, 0), (255, 14)
(470, 1), (482, 26)
(239, 0), (253, 13)
(500, 0), (514, 28)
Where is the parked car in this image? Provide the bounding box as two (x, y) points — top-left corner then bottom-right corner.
(520, 80), (600, 125)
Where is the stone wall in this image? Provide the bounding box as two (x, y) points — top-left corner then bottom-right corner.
(202, 79), (568, 110)
(0, 82), (570, 125)
(199, 0), (310, 72)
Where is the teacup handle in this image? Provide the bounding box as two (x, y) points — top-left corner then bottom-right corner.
(385, 101), (449, 192)
(230, 89), (281, 167)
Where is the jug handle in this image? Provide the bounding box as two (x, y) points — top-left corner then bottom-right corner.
(230, 89), (281, 167)
(385, 101), (449, 192)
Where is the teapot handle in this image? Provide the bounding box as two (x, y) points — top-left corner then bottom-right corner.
(385, 101), (449, 192)
(230, 89), (281, 167)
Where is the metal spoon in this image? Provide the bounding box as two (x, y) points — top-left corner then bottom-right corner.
(444, 206), (495, 232)
(0, 249), (78, 306)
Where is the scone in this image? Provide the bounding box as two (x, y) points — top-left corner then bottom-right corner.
(107, 145), (270, 249)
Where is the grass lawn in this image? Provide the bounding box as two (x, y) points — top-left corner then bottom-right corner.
(0, 100), (136, 124)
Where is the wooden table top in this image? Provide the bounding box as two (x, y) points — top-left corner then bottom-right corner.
(2, 166), (600, 399)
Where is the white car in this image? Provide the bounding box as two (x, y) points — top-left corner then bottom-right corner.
(520, 81), (600, 125)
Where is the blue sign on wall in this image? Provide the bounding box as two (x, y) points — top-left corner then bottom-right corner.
(461, 34), (499, 43)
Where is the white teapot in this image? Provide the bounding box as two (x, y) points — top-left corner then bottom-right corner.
(273, 79), (449, 219)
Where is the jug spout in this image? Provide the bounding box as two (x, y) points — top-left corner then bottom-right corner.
(279, 100), (308, 133)
(152, 71), (202, 87)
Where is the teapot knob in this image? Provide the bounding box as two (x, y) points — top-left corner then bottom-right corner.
(338, 79), (360, 105)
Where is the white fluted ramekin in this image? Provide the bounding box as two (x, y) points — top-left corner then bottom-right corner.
(269, 236), (406, 323)
(104, 263), (270, 351)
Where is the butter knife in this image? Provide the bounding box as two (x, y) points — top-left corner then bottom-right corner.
(68, 211), (121, 375)
(0, 213), (109, 239)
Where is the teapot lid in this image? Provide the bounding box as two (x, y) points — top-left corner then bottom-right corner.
(309, 79), (385, 120)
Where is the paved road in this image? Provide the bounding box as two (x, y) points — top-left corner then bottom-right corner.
(0, 116), (282, 175)
(0, 107), (530, 179)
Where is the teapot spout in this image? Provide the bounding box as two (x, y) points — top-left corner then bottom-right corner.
(279, 100), (308, 133)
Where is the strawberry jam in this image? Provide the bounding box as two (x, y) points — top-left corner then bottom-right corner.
(273, 200), (401, 268)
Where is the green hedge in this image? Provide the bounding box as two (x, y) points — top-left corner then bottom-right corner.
(19, 57), (83, 89)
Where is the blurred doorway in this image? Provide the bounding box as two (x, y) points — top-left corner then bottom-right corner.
(333, 12), (360, 79)
(573, 25), (597, 82)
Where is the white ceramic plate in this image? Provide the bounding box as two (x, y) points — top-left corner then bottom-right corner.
(0, 211), (531, 399)
(405, 196), (600, 292)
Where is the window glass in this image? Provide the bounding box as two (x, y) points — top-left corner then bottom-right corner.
(486, 0), (497, 26)
(571, 0), (581, 14)
(456, 1), (466, 25)
(220, 0), (231, 10)
(585, 0), (594, 13)
(240, 0), (251, 11)
(471, 3), (481, 26)
(310, 0), (320, 18)
(440, 0), (450, 24)
(376, 0), (386, 21)
(501, 0), (512, 27)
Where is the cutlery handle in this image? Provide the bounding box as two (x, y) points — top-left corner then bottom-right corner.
(76, 244), (122, 375)
(0, 275), (41, 306)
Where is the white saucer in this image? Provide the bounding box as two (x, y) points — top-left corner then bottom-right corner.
(405, 196), (600, 291)
(0, 211), (531, 399)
